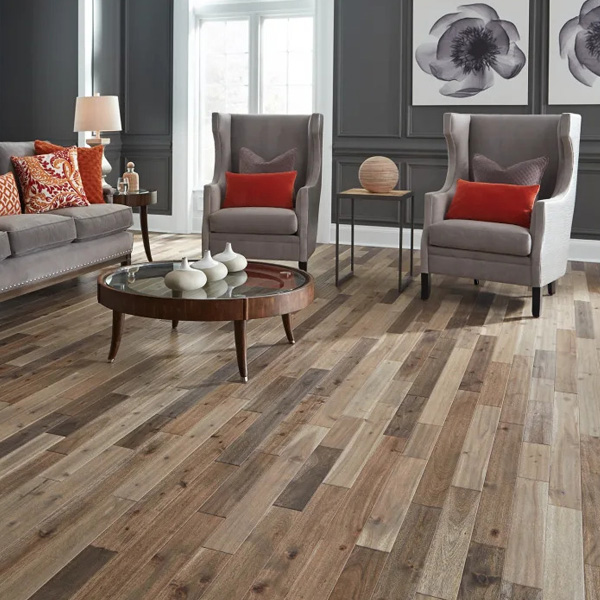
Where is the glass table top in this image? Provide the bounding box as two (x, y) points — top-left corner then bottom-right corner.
(102, 261), (309, 301)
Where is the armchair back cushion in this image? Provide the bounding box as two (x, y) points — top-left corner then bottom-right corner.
(468, 115), (561, 199)
(230, 115), (309, 194)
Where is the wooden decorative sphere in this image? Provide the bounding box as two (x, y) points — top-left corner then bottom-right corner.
(359, 156), (399, 193)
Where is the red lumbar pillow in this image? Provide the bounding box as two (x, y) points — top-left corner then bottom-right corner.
(223, 171), (297, 209)
(446, 179), (540, 229)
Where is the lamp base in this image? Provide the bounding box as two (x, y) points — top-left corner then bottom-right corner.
(86, 137), (113, 190)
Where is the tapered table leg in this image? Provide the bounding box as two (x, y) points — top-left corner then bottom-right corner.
(108, 311), (124, 363)
(234, 320), (248, 382)
(282, 313), (295, 344)
(140, 206), (153, 262)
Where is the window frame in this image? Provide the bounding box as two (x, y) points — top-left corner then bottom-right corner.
(193, 0), (316, 189)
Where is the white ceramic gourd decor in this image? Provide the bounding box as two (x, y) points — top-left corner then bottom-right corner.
(192, 250), (228, 282)
(164, 258), (207, 292)
(213, 243), (248, 273)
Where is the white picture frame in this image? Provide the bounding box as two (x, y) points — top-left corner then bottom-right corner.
(549, 0), (600, 105)
(412, 0), (530, 106)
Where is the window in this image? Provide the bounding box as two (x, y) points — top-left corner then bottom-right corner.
(195, 2), (315, 188)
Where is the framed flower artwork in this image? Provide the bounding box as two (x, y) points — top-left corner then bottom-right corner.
(412, 1), (530, 105)
(549, 0), (600, 104)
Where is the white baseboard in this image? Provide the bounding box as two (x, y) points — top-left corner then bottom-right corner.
(329, 224), (600, 264)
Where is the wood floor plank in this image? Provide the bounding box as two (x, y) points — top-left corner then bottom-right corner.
(274, 445), (342, 511)
(550, 392), (582, 510)
(327, 546), (388, 600)
(582, 434), (600, 567)
(27, 546), (117, 600)
(452, 405), (501, 492)
(0, 432), (63, 481)
(357, 454), (425, 552)
(501, 355), (533, 425)
(413, 390), (479, 508)
(479, 361), (511, 407)
(518, 442), (551, 482)
(472, 422), (523, 548)
(460, 335), (497, 393)
(458, 541), (504, 600)
(544, 504), (586, 600)
(417, 486), (481, 600)
(503, 478), (548, 589)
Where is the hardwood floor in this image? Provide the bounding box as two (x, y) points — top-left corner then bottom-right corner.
(0, 233), (597, 599)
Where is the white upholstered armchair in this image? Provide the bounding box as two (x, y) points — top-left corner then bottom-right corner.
(421, 113), (582, 317)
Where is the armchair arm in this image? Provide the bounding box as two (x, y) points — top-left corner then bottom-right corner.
(530, 191), (575, 287)
(202, 183), (222, 254)
(296, 182), (321, 261)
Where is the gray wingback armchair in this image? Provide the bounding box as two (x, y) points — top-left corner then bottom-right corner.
(202, 113), (324, 271)
(421, 112), (581, 317)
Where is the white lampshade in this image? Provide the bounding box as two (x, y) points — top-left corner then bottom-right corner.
(73, 95), (122, 133)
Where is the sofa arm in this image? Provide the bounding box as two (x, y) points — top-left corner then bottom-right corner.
(295, 184), (320, 262)
(530, 191), (576, 286)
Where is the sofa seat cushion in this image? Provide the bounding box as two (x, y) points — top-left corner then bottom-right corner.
(0, 232), (10, 261)
(429, 219), (532, 257)
(210, 207), (298, 235)
(0, 214), (76, 257)
(51, 204), (133, 242)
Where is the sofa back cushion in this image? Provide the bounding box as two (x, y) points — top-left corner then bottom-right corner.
(0, 173), (21, 216)
(0, 141), (34, 176)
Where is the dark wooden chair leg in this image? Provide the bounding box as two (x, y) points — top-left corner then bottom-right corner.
(282, 313), (295, 344)
(421, 273), (431, 300)
(108, 311), (124, 362)
(474, 279), (480, 286)
(121, 254), (132, 266)
(548, 281), (556, 296)
(172, 320), (179, 330)
(299, 261), (308, 271)
(532, 287), (541, 318)
(234, 320), (248, 382)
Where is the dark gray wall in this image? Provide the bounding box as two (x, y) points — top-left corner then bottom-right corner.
(0, 0), (79, 146)
(333, 0), (600, 240)
(93, 0), (173, 215)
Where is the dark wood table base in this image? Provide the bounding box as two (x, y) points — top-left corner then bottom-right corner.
(108, 312), (296, 381)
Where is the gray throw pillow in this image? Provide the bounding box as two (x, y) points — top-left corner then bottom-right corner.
(473, 154), (549, 187)
(239, 147), (297, 174)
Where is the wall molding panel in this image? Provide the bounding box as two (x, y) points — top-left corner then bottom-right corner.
(333, 0), (600, 240)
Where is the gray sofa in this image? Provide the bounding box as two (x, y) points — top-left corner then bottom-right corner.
(0, 142), (133, 301)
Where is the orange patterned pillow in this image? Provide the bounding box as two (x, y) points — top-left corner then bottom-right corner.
(35, 141), (104, 204)
(0, 172), (21, 216)
(11, 147), (89, 214)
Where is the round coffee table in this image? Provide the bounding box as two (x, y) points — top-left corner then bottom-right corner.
(97, 261), (314, 381)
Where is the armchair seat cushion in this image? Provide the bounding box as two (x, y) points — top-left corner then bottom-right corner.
(51, 204), (132, 242)
(429, 220), (532, 257)
(209, 207), (298, 235)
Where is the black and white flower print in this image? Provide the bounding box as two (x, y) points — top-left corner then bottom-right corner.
(416, 3), (526, 98)
(560, 0), (600, 86)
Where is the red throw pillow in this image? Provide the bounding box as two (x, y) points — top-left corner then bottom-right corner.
(223, 171), (297, 209)
(35, 140), (104, 204)
(446, 179), (540, 228)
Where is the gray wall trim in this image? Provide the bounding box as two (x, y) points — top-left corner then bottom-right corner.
(333, 0), (600, 240)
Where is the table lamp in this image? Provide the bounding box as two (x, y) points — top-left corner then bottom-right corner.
(74, 93), (122, 188)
